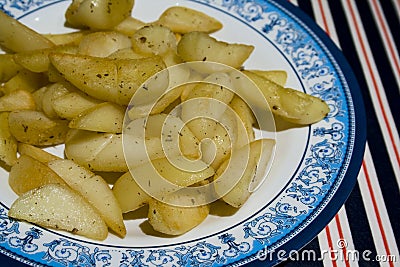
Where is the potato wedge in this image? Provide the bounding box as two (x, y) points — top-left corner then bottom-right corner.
(179, 83), (198, 102)
(66, 128), (179, 171)
(242, 71), (330, 125)
(0, 90), (36, 112)
(156, 6), (222, 34)
(49, 53), (166, 105)
(43, 31), (88, 46)
(129, 86), (184, 118)
(41, 83), (71, 118)
(112, 172), (151, 213)
(48, 159), (126, 237)
(107, 48), (146, 60)
(46, 62), (68, 83)
(17, 143), (60, 163)
(31, 86), (47, 112)
(127, 157), (215, 206)
(183, 72), (235, 107)
(123, 135), (166, 168)
(65, 129), (128, 172)
(247, 70), (287, 86)
(181, 73), (235, 138)
(1, 70), (47, 94)
(13, 45), (78, 73)
(8, 184), (108, 240)
(0, 11), (54, 52)
(177, 31), (254, 69)
(124, 113), (200, 159)
(78, 31), (131, 57)
(0, 112), (18, 166)
(148, 194), (209, 235)
(214, 139), (275, 208)
(69, 102), (125, 133)
(0, 54), (23, 83)
(125, 64), (187, 119)
(52, 91), (102, 120)
(8, 155), (67, 195)
(8, 110), (69, 146)
(229, 95), (255, 147)
(188, 118), (233, 170)
(179, 74), (236, 168)
(65, 0), (134, 30)
(113, 16), (147, 36)
(131, 25), (176, 56)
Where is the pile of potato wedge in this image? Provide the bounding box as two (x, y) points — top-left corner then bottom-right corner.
(0, 0), (330, 240)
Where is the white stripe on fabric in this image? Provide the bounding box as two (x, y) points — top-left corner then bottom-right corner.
(391, 0), (400, 19)
(311, 0), (340, 48)
(318, 225), (337, 267)
(337, 208), (359, 267)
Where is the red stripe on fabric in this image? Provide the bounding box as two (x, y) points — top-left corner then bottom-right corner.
(362, 161), (394, 267)
(371, 0), (400, 76)
(317, 0), (331, 36)
(325, 225), (338, 267)
(334, 214), (350, 267)
(347, 0), (400, 166)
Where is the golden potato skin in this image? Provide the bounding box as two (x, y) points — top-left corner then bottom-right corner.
(8, 184), (108, 240)
(243, 70), (330, 125)
(65, 0), (135, 30)
(112, 172), (151, 213)
(49, 53), (166, 105)
(68, 102), (125, 133)
(17, 143), (60, 163)
(0, 112), (18, 166)
(8, 154), (67, 196)
(157, 6), (223, 34)
(177, 31), (254, 69)
(0, 11), (54, 52)
(8, 110), (69, 146)
(48, 159), (126, 237)
(148, 197), (209, 236)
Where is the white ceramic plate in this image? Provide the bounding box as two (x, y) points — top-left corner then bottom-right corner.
(0, 0), (366, 266)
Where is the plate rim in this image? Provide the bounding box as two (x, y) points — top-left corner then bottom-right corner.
(0, 0), (366, 266)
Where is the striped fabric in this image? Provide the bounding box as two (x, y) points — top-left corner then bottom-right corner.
(257, 0), (399, 266)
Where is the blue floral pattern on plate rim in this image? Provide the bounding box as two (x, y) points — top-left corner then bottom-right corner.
(0, 0), (366, 266)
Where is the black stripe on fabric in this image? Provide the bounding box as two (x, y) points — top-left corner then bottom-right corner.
(297, 0), (315, 20)
(344, 183), (380, 267)
(379, 0), (400, 52)
(329, 0), (400, 253)
(355, 0), (400, 131)
(327, 0), (382, 264)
